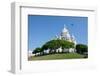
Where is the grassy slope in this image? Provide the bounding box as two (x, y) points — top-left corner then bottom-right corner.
(29, 53), (85, 61)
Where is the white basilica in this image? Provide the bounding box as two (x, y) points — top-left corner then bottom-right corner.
(43, 24), (77, 54)
(55, 24), (77, 45)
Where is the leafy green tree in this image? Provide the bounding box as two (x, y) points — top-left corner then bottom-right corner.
(41, 39), (74, 53)
(32, 47), (42, 56)
(33, 39), (75, 56)
(41, 40), (59, 53)
(59, 40), (74, 52)
(76, 44), (88, 55)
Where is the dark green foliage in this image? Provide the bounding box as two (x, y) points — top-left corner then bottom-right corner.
(60, 40), (74, 49)
(32, 39), (75, 56)
(32, 47), (41, 54)
(41, 39), (74, 53)
(76, 44), (88, 55)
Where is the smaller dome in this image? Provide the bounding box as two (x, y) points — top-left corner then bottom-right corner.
(71, 34), (77, 45)
(71, 34), (75, 40)
(67, 33), (71, 39)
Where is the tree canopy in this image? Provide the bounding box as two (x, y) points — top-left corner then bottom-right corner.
(32, 39), (75, 54)
(76, 44), (88, 55)
(32, 47), (41, 54)
(41, 39), (74, 51)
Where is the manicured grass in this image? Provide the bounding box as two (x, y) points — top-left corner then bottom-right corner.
(28, 53), (86, 61)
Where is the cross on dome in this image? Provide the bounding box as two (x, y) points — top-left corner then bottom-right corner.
(64, 24), (66, 28)
(62, 24), (68, 33)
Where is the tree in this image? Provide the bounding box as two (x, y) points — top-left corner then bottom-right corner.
(41, 39), (74, 53)
(76, 44), (88, 55)
(41, 40), (60, 54)
(59, 40), (74, 53)
(33, 39), (75, 56)
(32, 47), (41, 56)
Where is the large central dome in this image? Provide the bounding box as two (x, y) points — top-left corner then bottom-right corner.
(60, 24), (73, 42)
(61, 24), (70, 39)
(55, 24), (77, 45)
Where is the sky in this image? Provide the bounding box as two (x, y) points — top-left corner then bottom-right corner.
(28, 15), (88, 51)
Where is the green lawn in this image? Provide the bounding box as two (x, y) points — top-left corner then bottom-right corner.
(28, 53), (86, 61)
